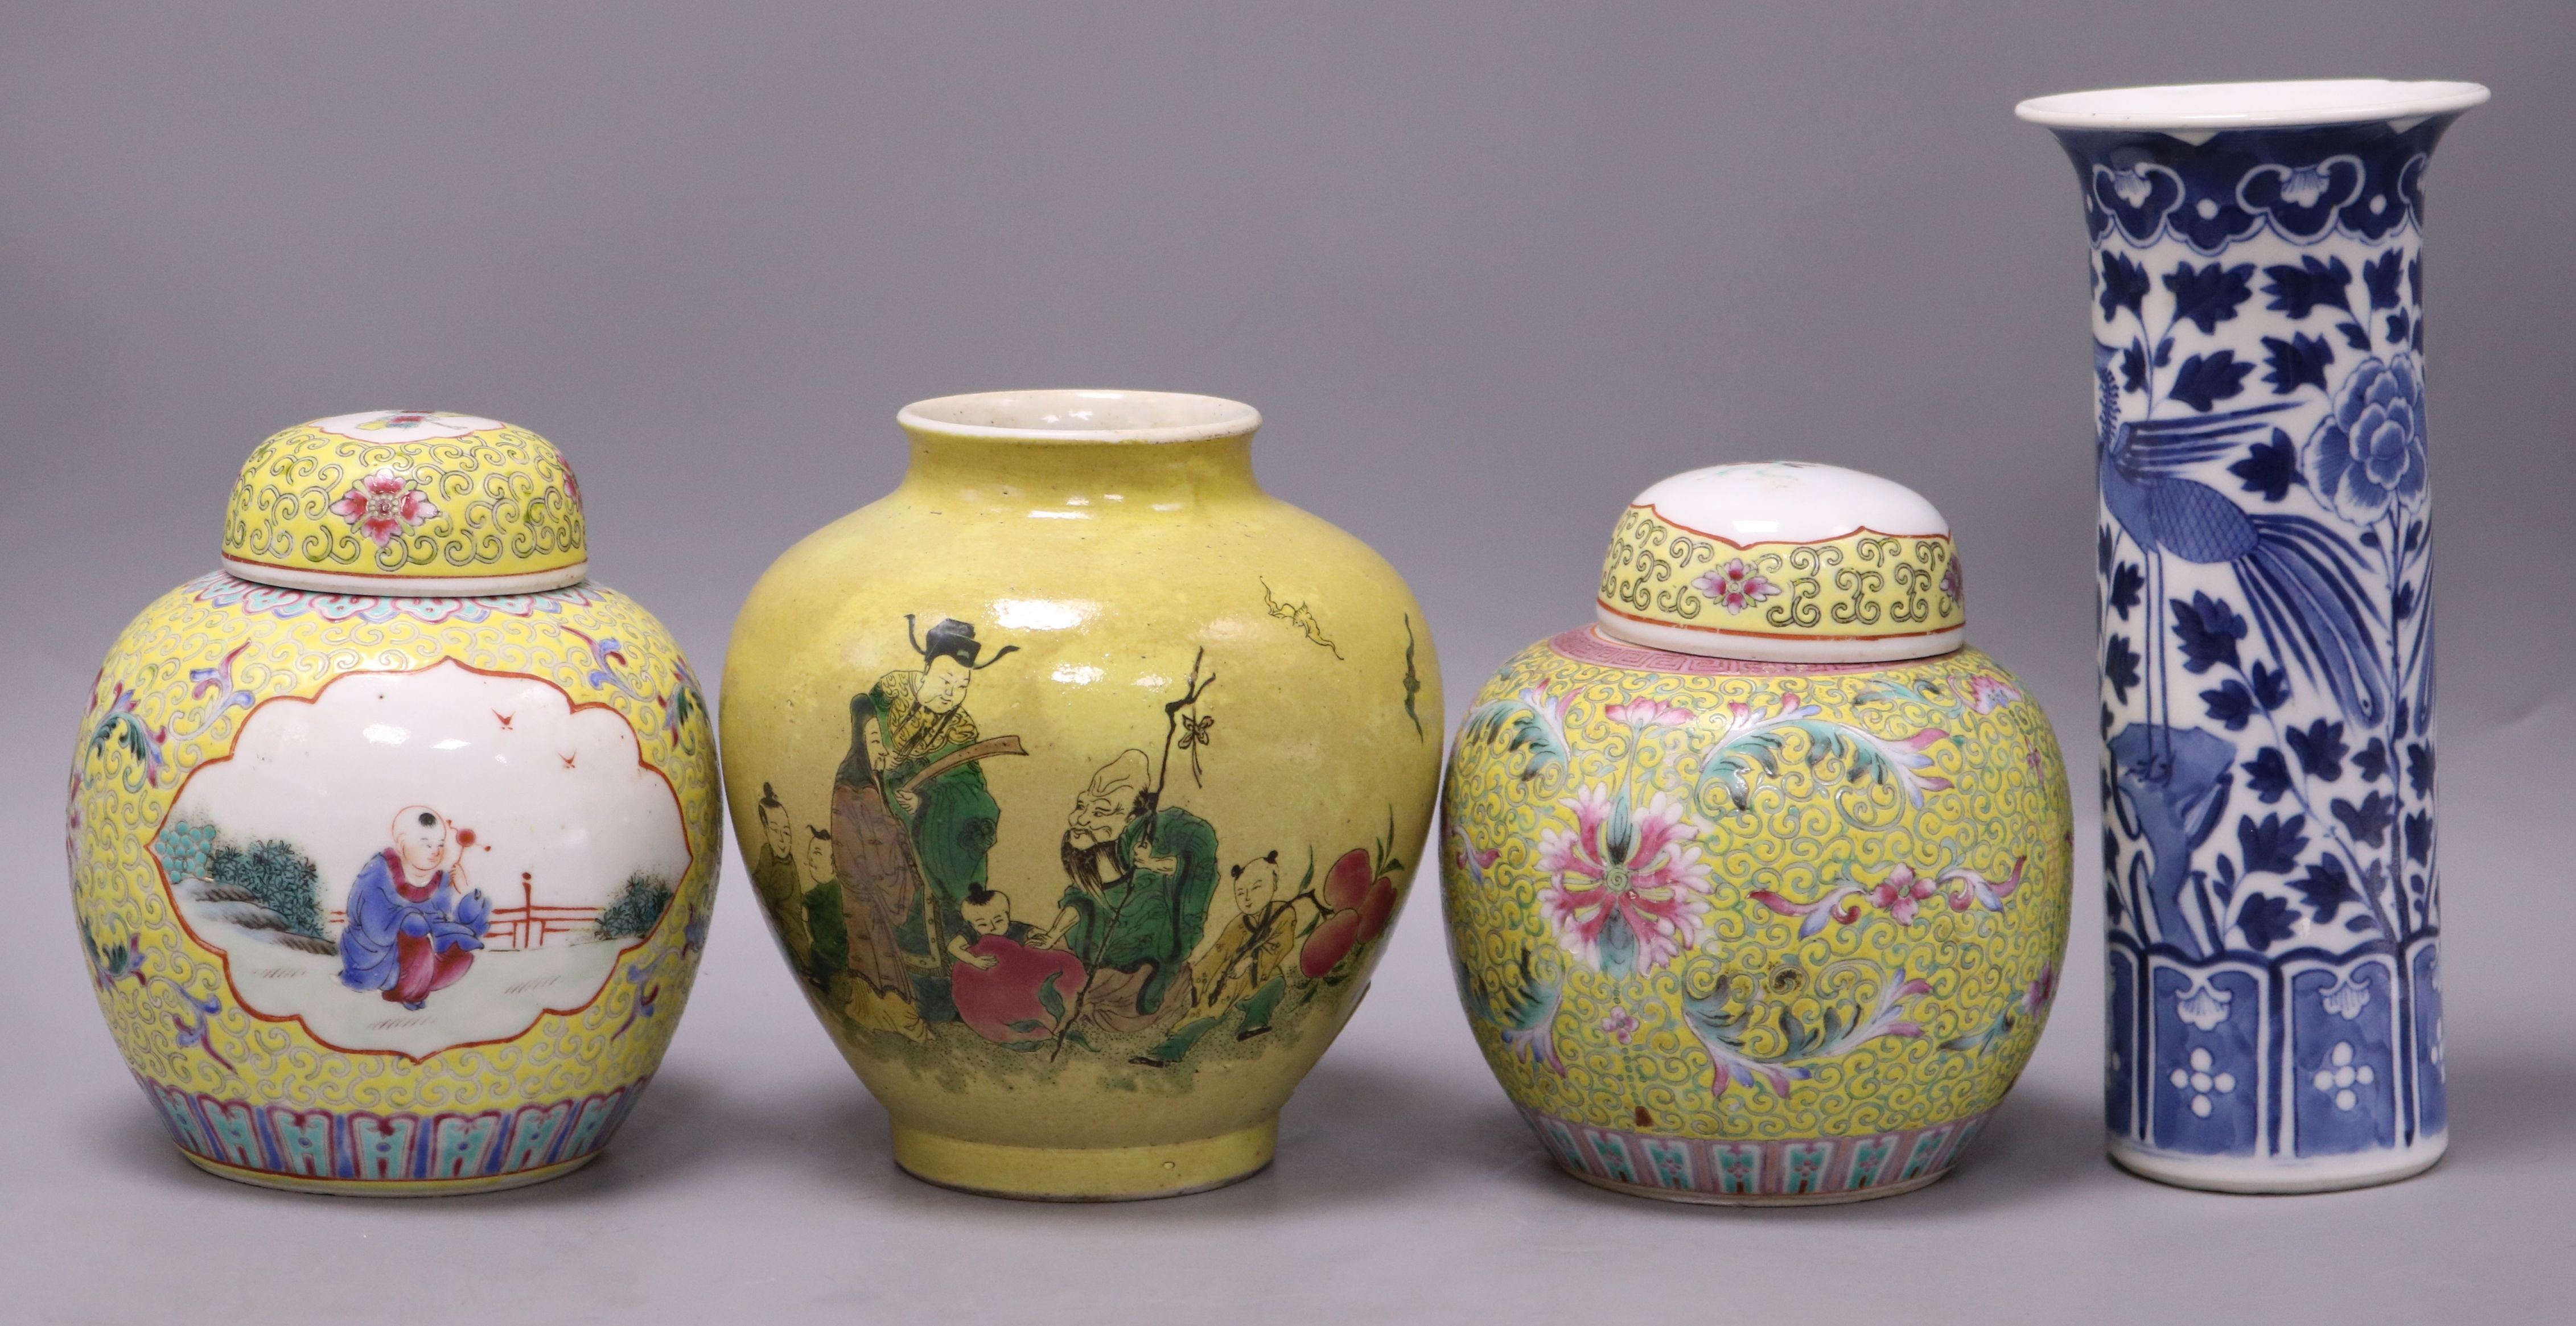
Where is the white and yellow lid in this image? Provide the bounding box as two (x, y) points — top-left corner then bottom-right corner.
(220, 410), (588, 595)
(1595, 461), (1963, 663)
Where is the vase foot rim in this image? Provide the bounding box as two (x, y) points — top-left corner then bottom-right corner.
(2107, 1135), (2446, 1193)
(1554, 1159), (1954, 1206)
(178, 1148), (600, 1196)
(890, 1118), (1277, 1201)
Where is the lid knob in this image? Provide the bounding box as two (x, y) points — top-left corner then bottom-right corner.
(220, 410), (589, 596)
(1595, 461), (1963, 663)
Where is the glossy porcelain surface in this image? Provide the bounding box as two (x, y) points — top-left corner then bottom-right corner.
(1598, 462), (1964, 663)
(1447, 468), (2071, 1204)
(69, 415), (717, 1195)
(221, 409), (588, 594)
(2021, 79), (2482, 1191)
(719, 389), (1441, 1200)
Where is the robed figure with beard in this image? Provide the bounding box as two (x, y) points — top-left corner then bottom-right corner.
(1040, 750), (1221, 1032)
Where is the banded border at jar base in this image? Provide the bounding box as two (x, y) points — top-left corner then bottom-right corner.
(1519, 1105), (1991, 1205)
(182, 1151), (601, 1197)
(141, 1074), (650, 1196)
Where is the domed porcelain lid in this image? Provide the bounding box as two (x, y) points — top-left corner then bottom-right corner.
(220, 410), (589, 595)
(1595, 461), (1964, 663)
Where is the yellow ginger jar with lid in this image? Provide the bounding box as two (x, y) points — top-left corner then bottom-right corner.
(68, 410), (719, 1195)
(718, 389), (1441, 1200)
(1442, 461), (2072, 1203)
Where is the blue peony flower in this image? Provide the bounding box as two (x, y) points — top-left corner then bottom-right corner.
(2304, 354), (2427, 521)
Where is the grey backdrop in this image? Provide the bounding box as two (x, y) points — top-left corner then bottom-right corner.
(4, 3), (2570, 1322)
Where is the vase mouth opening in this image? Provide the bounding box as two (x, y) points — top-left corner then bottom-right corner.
(2015, 79), (2488, 132)
(898, 389), (1261, 444)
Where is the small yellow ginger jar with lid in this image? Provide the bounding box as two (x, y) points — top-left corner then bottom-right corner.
(1441, 461), (2072, 1203)
(68, 410), (719, 1195)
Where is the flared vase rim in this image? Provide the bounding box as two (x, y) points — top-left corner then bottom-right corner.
(2015, 78), (2488, 133)
(898, 388), (1261, 445)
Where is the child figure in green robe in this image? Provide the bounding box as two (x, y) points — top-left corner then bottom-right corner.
(1132, 850), (1307, 1066)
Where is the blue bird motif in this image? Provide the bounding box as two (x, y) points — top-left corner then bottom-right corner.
(2095, 343), (2385, 730)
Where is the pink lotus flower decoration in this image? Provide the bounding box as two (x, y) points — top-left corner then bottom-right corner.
(1604, 698), (1696, 730)
(329, 467), (441, 547)
(1692, 558), (1780, 613)
(1537, 785), (1715, 975)
(1599, 1005), (1640, 1045)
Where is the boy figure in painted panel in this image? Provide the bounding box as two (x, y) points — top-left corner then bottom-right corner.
(1039, 750), (1221, 1033)
(1134, 851), (1302, 1066)
(749, 784), (813, 965)
(832, 615), (1021, 1024)
(337, 806), (491, 1010)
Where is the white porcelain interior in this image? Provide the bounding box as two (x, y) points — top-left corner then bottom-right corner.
(898, 389), (1261, 443)
(2015, 79), (2489, 131)
(1599, 461), (1962, 664)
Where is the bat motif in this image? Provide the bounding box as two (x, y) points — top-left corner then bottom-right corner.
(493, 710), (516, 730)
(1260, 579), (1343, 659)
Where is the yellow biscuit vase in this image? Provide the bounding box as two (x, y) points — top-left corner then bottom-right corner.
(719, 389), (1441, 1200)
(67, 411), (721, 1195)
(1443, 462), (2072, 1204)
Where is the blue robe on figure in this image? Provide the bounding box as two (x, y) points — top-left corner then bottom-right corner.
(337, 850), (489, 1009)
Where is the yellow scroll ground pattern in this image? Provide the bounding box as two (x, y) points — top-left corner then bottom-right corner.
(1443, 640), (2069, 1139)
(68, 574), (718, 1115)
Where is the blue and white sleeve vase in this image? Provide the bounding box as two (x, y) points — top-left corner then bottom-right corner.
(2017, 79), (2486, 1193)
